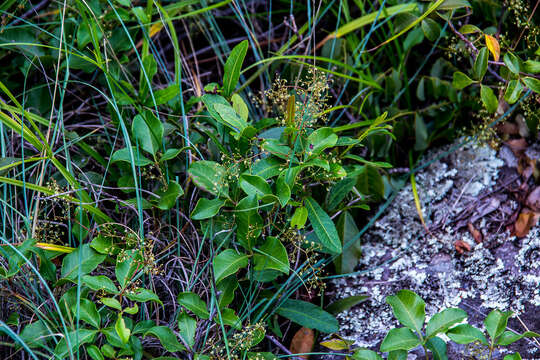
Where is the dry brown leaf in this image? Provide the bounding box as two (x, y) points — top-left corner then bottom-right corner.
(506, 138), (528, 155)
(526, 187), (540, 212)
(290, 327), (314, 359)
(454, 240), (471, 254)
(467, 222), (483, 243)
(514, 210), (540, 237)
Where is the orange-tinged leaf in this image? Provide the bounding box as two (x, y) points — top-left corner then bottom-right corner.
(290, 327), (314, 359)
(514, 211), (540, 237)
(485, 35), (500, 61)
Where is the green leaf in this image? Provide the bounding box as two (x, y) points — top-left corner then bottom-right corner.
(452, 71), (474, 90)
(54, 329), (97, 358)
(421, 18), (441, 41)
(189, 160), (228, 196)
(386, 290), (425, 333)
(504, 353), (522, 360)
(150, 84), (179, 105)
(160, 148), (182, 162)
(115, 315), (131, 344)
(214, 103), (248, 133)
(124, 304), (139, 315)
(459, 24), (482, 34)
(236, 195), (263, 251)
(178, 311), (197, 347)
(156, 180), (184, 210)
(213, 249), (249, 284)
(254, 236), (290, 274)
(290, 206), (308, 229)
(222, 40), (249, 97)
(20, 321), (48, 348)
(473, 47), (489, 81)
(524, 60), (540, 74)
(387, 350), (407, 360)
(247, 352), (277, 360)
(177, 292), (210, 319)
(61, 244), (105, 281)
(306, 127), (338, 158)
(115, 249), (142, 289)
(356, 165), (384, 199)
(276, 298), (339, 333)
(132, 114), (159, 156)
(239, 174), (272, 197)
(101, 297), (122, 311)
(325, 295), (369, 315)
(144, 326), (185, 352)
(446, 324), (488, 344)
(216, 308), (242, 329)
(87, 345), (104, 360)
(426, 336), (447, 360)
(438, 0), (471, 10)
(70, 298), (101, 328)
(111, 147), (153, 166)
(480, 85), (498, 113)
(276, 174), (290, 207)
(414, 114), (428, 151)
(351, 349), (383, 360)
(505, 80), (524, 104)
(523, 77), (540, 94)
(82, 275), (118, 294)
(305, 197), (342, 255)
(231, 93), (249, 121)
(126, 288), (163, 305)
(426, 308), (467, 338)
(326, 177), (356, 211)
(503, 52), (521, 74)
(497, 330), (539, 346)
(334, 211), (361, 274)
(191, 198), (225, 220)
(217, 276), (238, 308)
(380, 327), (420, 352)
(484, 309), (513, 340)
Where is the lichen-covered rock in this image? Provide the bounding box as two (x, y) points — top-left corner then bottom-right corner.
(327, 140), (540, 359)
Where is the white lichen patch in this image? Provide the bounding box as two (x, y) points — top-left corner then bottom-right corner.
(329, 140), (540, 357)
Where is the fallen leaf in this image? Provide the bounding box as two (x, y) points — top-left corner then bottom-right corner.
(454, 240), (471, 254)
(514, 210), (540, 237)
(320, 338), (354, 351)
(506, 138), (528, 155)
(526, 188), (540, 212)
(290, 327), (314, 359)
(467, 223), (483, 243)
(485, 34), (500, 61)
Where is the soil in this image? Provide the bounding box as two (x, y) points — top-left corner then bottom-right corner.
(324, 140), (540, 360)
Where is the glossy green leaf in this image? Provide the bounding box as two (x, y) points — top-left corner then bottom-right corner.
(82, 275), (118, 294)
(115, 249), (141, 289)
(54, 329), (97, 358)
(421, 18), (441, 41)
(305, 197), (342, 255)
(126, 288), (163, 305)
(115, 315), (130, 344)
(426, 336), (447, 360)
(452, 71), (474, 90)
(239, 174), (272, 197)
(87, 345), (104, 360)
(503, 52), (521, 74)
(144, 326), (185, 352)
(178, 311), (197, 347)
(61, 244), (105, 281)
(505, 80), (524, 104)
(446, 324), (488, 344)
(156, 180), (184, 210)
(191, 198), (225, 220)
(480, 85), (498, 113)
(290, 206), (308, 229)
(236, 195), (263, 251)
(326, 177), (356, 211)
(426, 308), (467, 338)
(216, 307), (242, 329)
(71, 298), (101, 328)
(276, 298), (339, 333)
(188, 160), (228, 196)
(438, 0), (471, 10)
(503, 353), (522, 360)
(386, 290), (425, 333)
(160, 148), (183, 162)
(222, 40), (249, 97)
(523, 77), (540, 94)
(213, 249), (249, 284)
(111, 147), (153, 166)
(524, 60), (540, 74)
(231, 93), (249, 121)
(132, 114), (159, 156)
(214, 102), (248, 133)
(177, 292), (209, 319)
(351, 349), (383, 360)
(325, 295), (369, 315)
(334, 211), (361, 274)
(497, 330), (539, 346)
(254, 236), (289, 274)
(388, 350), (407, 360)
(380, 327), (420, 352)
(473, 47), (489, 81)
(101, 297), (122, 311)
(484, 309), (513, 340)
(356, 165), (384, 199)
(217, 276), (238, 308)
(150, 84), (179, 105)
(306, 127), (338, 158)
